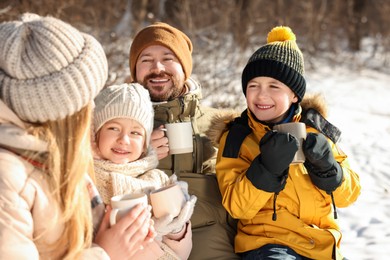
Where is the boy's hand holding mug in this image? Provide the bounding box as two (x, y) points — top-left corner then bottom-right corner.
(246, 130), (298, 193)
(303, 133), (343, 193)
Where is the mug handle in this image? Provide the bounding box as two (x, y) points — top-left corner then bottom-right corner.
(110, 208), (119, 226)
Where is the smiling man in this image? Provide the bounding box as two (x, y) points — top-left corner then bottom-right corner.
(135, 44), (186, 102)
(129, 21), (216, 175)
(128, 22), (240, 260)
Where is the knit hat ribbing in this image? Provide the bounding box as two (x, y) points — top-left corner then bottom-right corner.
(242, 26), (306, 102)
(93, 83), (154, 147)
(129, 22), (193, 81)
(0, 13), (108, 122)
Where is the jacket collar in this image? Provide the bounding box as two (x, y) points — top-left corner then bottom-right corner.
(152, 77), (202, 123)
(0, 100), (47, 152)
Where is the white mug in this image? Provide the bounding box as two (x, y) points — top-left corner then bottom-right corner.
(149, 183), (186, 218)
(110, 193), (148, 226)
(164, 122), (193, 155)
(273, 122), (307, 164)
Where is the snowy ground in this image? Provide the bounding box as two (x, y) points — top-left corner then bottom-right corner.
(306, 63), (390, 260)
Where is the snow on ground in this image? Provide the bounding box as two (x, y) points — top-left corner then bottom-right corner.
(306, 63), (390, 260)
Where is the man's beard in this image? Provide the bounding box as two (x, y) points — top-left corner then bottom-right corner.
(141, 72), (184, 102)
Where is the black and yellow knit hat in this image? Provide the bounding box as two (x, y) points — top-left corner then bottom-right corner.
(241, 26), (306, 102)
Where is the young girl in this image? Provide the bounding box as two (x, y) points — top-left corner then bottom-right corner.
(211, 26), (361, 259)
(92, 83), (196, 260)
(0, 13), (153, 259)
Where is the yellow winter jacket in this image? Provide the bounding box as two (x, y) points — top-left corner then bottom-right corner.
(213, 95), (361, 260)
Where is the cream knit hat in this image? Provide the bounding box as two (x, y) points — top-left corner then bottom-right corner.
(0, 13), (108, 122)
(93, 83), (154, 146)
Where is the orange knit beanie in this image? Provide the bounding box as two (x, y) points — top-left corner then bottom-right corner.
(129, 22), (193, 81)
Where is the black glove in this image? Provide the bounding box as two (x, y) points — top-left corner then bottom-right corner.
(303, 133), (343, 193)
(246, 130), (298, 193)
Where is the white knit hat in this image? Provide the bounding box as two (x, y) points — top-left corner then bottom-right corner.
(0, 13), (108, 122)
(93, 83), (154, 146)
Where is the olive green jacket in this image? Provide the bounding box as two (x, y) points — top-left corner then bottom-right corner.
(153, 78), (217, 175)
(152, 78), (240, 259)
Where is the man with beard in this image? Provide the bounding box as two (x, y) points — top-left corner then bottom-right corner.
(128, 22), (239, 260)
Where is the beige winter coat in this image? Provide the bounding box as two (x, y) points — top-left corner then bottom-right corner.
(0, 101), (108, 259)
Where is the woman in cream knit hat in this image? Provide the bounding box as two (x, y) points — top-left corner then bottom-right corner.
(0, 13), (155, 259)
(92, 83), (196, 260)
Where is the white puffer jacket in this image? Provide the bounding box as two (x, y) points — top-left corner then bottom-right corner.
(0, 101), (109, 259)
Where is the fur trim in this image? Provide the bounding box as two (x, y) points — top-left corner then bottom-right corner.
(206, 109), (240, 147)
(301, 92), (328, 117)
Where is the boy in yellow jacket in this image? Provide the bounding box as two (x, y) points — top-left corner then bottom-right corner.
(213, 26), (361, 259)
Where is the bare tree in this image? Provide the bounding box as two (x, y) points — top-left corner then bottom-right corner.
(347, 0), (366, 51)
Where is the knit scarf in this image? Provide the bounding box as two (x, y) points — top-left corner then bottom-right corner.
(94, 148), (169, 204)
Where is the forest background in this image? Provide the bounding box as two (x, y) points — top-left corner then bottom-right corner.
(1, 0), (389, 109)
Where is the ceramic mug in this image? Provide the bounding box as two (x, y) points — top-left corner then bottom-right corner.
(110, 193), (148, 226)
(164, 122), (193, 155)
(273, 122), (307, 164)
(149, 183), (186, 218)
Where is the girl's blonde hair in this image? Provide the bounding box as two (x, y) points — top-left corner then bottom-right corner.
(31, 104), (94, 259)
